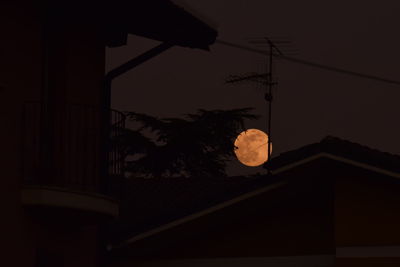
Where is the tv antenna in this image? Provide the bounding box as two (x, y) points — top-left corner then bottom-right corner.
(226, 37), (295, 167)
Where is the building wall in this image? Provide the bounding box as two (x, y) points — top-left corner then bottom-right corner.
(111, 158), (335, 265)
(0, 1), (106, 266)
(35, 221), (99, 267)
(334, 161), (400, 246)
(333, 161), (400, 266)
(46, 13), (105, 107)
(43, 9), (106, 191)
(110, 157), (400, 266)
(336, 257), (400, 267)
(0, 1), (42, 266)
(114, 255), (334, 267)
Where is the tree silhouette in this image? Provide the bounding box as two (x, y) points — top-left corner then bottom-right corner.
(116, 108), (259, 178)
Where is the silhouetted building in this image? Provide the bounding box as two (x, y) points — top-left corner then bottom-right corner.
(108, 137), (400, 267)
(0, 1), (216, 266)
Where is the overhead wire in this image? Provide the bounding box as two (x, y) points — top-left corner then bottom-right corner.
(216, 39), (400, 86)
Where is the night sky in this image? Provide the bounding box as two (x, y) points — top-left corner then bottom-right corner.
(107, 0), (400, 176)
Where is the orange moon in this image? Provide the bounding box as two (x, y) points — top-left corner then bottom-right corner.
(234, 129), (272, 167)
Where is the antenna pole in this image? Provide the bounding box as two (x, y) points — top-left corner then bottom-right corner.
(265, 37), (277, 165)
(224, 36), (286, 170)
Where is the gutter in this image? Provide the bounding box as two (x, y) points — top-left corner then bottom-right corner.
(101, 42), (174, 192)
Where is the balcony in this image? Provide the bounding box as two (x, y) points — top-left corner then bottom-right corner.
(21, 102), (125, 223)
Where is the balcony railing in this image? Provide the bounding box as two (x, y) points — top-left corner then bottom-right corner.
(22, 102), (125, 197)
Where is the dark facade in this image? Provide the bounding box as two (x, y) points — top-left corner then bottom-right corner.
(0, 1), (216, 266)
(109, 137), (400, 267)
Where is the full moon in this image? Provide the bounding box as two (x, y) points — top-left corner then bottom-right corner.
(234, 129), (272, 167)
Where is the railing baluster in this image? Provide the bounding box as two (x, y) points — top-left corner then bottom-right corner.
(22, 102), (126, 197)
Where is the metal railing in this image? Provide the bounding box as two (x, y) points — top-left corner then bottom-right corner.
(109, 109), (125, 177)
(22, 102), (125, 196)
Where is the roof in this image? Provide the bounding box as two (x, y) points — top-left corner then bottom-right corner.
(107, 174), (282, 247)
(45, 0), (217, 49)
(266, 136), (400, 174)
(107, 136), (400, 249)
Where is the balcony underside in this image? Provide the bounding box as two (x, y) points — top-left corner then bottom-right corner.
(21, 185), (119, 224)
(21, 102), (125, 224)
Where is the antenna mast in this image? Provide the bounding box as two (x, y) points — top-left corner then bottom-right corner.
(226, 36), (292, 168)
(263, 37), (285, 166)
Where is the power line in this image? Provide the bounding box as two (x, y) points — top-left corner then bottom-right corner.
(216, 39), (400, 86)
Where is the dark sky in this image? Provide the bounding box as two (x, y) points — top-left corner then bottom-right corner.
(107, 0), (400, 175)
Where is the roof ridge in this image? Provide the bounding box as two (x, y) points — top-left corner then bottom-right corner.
(267, 136), (400, 173)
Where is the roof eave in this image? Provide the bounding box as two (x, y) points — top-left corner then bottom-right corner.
(105, 0), (218, 49)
